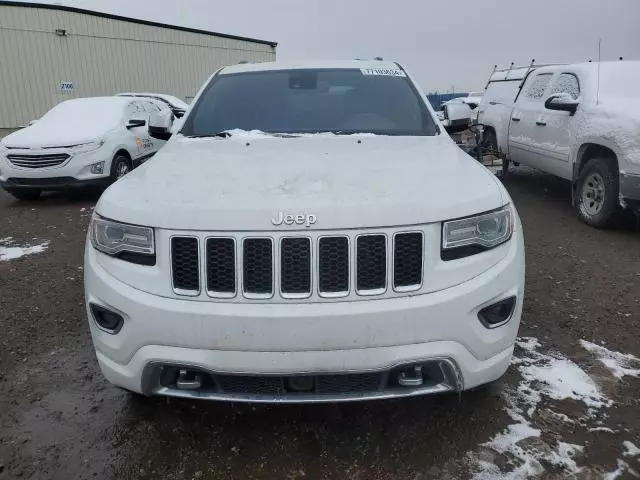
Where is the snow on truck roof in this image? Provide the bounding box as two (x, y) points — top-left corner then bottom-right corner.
(220, 60), (405, 75)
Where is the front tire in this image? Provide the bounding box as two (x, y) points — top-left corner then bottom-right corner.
(575, 157), (621, 228)
(109, 154), (132, 183)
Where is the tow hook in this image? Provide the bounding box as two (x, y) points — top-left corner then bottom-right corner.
(398, 365), (424, 387)
(176, 369), (203, 390)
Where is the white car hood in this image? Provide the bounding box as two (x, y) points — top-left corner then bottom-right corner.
(97, 134), (505, 230)
(3, 121), (112, 148)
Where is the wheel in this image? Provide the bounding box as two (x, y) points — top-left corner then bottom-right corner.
(109, 154), (132, 183)
(575, 157), (621, 228)
(7, 189), (41, 201)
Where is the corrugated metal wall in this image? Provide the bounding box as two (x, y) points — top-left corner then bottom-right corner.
(0, 4), (276, 134)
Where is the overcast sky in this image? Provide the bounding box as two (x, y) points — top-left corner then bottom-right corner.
(32, 0), (640, 92)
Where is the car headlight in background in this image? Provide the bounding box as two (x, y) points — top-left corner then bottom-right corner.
(442, 205), (513, 260)
(72, 140), (105, 154)
(90, 214), (155, 265)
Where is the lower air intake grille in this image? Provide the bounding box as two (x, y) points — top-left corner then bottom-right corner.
(393, 233), (423, 289)
(280, 238), (311, 296)
(243, 238), (273, 296)
(171, 237), (199, 293)
(356, 235), (387, 293)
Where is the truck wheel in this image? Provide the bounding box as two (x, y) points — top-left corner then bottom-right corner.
(110, 154), (132, 183)
(7, 189), (42, 201)
(575, 157), (621, 228)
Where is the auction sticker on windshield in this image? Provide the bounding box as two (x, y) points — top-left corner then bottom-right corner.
(360, 68), (406, 77)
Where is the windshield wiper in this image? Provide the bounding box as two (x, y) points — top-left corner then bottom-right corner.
(186, 130), (233, 139)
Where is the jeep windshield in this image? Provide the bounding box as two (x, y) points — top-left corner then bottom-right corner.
(181, 68), (438, 137)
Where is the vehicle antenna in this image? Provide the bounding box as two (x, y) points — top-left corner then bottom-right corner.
(596, 38), (602, 105)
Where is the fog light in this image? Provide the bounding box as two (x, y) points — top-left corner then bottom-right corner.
(478, 296), (516, 328)
(90, 161), (105, 174)
(90, 303), (124, 333)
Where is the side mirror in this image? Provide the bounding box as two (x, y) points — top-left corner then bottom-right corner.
(443, 103), (472, 133)
(544, 93), (579, 115)
(149, 111), (174, 140)
(126, 118), (147, 129)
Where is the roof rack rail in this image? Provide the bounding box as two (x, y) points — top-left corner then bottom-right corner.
(484, 59), (565, 89)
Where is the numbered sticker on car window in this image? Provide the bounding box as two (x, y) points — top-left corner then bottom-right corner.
(360, 68), (406, 77)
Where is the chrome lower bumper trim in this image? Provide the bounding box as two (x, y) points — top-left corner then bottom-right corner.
(144, 358), (464, 404)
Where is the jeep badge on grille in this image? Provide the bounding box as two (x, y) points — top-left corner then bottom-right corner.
(272, 212), (317, 228)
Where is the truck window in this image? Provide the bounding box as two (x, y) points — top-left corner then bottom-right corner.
(523, 73), (553, 100)
(548, 73), (580, 100)
(484, 80), (522, 105)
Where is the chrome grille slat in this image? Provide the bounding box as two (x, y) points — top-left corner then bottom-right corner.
(318, 236), (349, 297)
(356, 235), (387, 295)
(205, 238), (236, 297)
(280, 237), (311, 298)
(170, 237), (200, 295)
(393, 232), (424, 292)
(242, 238), (274, 298)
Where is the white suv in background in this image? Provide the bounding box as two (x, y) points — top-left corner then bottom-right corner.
(85, 60), (525, 403)
(0, 97), (168, 200)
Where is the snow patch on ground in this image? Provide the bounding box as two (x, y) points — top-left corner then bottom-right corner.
(623, 441), (640, 457)
(0, 238), (50, 261)
(588, 427), (616, 434)
(603, 459), (640, 480)
(580, 340), (640, 379)
(469, 337), (612, 479)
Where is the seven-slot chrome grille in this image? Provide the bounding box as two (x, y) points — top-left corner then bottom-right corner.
(170, 230), (424, 301)
(7, 153), (70, 168)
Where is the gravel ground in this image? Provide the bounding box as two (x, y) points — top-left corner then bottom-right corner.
(0, 169), (639, 480)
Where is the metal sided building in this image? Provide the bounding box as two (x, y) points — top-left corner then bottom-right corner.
(0, 1), (277, 136)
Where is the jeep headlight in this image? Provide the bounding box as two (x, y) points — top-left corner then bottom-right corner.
(442, 205), (513, 260)
(90, 214), (155, 265)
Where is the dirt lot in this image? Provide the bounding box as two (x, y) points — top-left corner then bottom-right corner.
(1, 169), (639, 480)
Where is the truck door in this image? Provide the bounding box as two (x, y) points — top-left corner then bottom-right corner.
(508, 72), (554, 170)
(534, 73), (581, 180)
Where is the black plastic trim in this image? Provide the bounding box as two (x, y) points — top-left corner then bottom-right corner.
(478, 296), (517, 329)
(90, 303), (124, 334)
(115, 251), (156, 266)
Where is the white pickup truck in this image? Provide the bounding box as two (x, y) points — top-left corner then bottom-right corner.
(481, 61), (640, 227)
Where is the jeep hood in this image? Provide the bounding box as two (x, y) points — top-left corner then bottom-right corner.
(97, 135), (505, 230)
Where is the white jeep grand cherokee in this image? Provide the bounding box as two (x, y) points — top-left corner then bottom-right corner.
(85, 61), (525, 403)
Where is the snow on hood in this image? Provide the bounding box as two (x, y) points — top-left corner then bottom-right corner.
(96, 134), (505, 230)
(2, 97), (126, 148)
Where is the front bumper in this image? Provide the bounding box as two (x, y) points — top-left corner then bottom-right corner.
(0, 149), (110, 191)
(85, 226), (525, 402)
(1, 176), (109, 191)
(620, 171), (640, 210)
